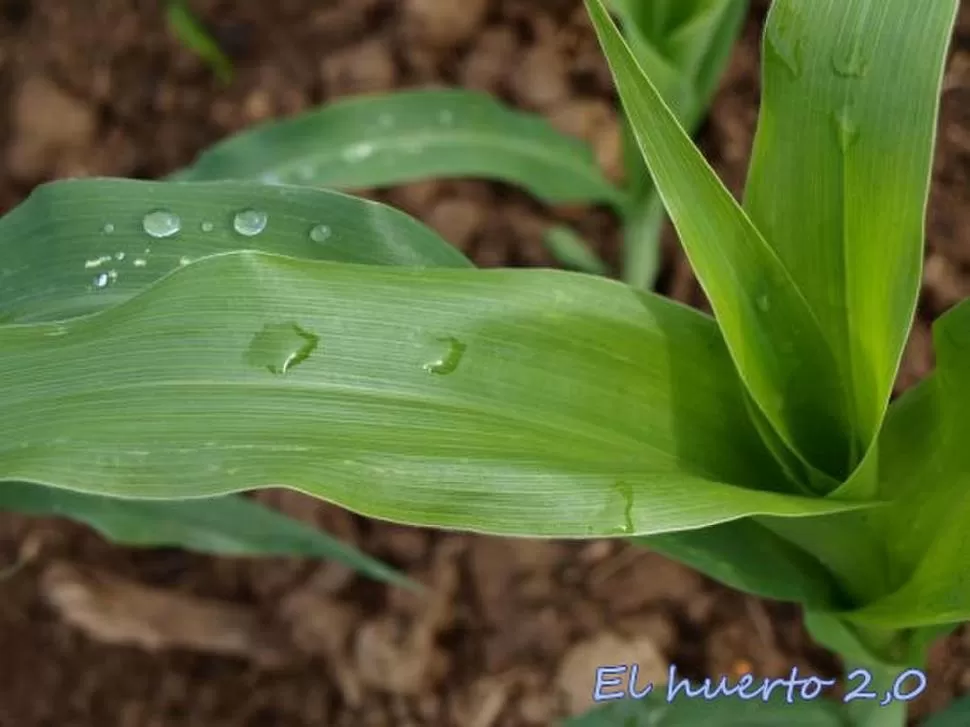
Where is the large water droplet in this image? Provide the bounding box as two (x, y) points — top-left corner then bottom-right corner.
(612, 481), (634, 535)
(233, 209), (268, 236)
(245, 322), (320, 375)
(93, 272), (110, 289)
(309, 224), (332, 243)
(423, 336), (466, 375)
(832, 47), (870, 78)
(142, 209), (181, 238)
(102, 222), (115, 234)
(766, 3), (803, 78)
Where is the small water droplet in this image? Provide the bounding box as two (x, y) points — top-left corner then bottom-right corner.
(142, 209), (181, 238)
(93, 272), (110, 289)
(309, 224), (332, 243)
(133, 258), (147, 268)
(833, 107), (860, 151)
(115, 252), (125, 261)
(766, 3), (803, 78)
(102, 222), (115, 234)
(201, 221), (215, 233)
(438, 109), (454, 125)
(178, 256), (192, 266)
(424, 336), (466, 375)
(84, 255), (112, 269)
(756, 294), (770, 312)
(612, 481), (634, 535)
(233, 209), (268, 237)
(342, 142), (375, 162)
(245, 322), (320, 375)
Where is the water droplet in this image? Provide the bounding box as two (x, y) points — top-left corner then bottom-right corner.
(201, 221), (214, 233)
(342, 142), (375, 162)
(233, 209), (268, 236)
(833, 107), (860, 151)
(178, 256), (192, 266)
(102, 222), (115, 234)
(766, 3), (803, 78)
(93, 272), (110, 289)
(115, 252), (125, 261)
(438, 109), (454, 125)
(84, 255), (112, 269)
(133, 258), (147, 268)
(756, 294), (770, 312)
(424, 336), (466, 375)
(260, 172), (283, 185)
(612, 481), (634, 535)
(832, 10), (874, 79)
(309, 224), (332, 243)
(245, 322), (320, 375)
(142, 209), (181, 238)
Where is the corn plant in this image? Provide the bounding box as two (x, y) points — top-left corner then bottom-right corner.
(1, 0), (968, 724)
(168, 2), (747, 291)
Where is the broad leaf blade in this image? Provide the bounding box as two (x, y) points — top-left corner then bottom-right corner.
(0, 179), (867, 539)
(744, 0), (957, 473)
(0, 482), (411, 587)
(172, 89), (627, 210)
(586, 0), (851, 478)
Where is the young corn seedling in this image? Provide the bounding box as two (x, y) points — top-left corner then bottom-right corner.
(169, 1), (748, 291)
(0, 0), (967, 724)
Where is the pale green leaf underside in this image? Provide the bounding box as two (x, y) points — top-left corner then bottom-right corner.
(587, 0), (850, 478)
(0, 179), (865, 538)
(172, 89), (626, 210)
(0, 481), (410, 587)
(745, 0), (958, 479)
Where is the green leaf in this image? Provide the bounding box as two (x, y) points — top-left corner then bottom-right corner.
(642, 518), (849, 609)
(544, 225), (610, 276)
(743, 0), (958, 479)
(0, 178), (469, 324)
(922, 693), (970, 727)
(166, 0), (233, 84)
(0, 481), (412, 587)
(839, 302), (970, 628)
(564, 688), (849, 726)
(587, 0), (851, 480)
(0, 179), (867, 538)
(171, 89), (627, 211)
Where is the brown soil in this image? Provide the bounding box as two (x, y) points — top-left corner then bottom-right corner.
(1, 1), (969, 725)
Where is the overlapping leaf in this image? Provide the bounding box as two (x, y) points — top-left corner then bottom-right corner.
(0, 482), (411, 587)
(587, 0), (851, 479)
(841, 301), (970, 628)
(172, 89), (626, 210)
(744, 0), (957, 478)
(0, 179), (866, 538)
